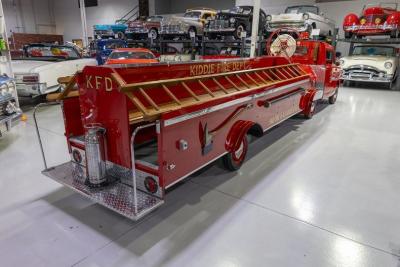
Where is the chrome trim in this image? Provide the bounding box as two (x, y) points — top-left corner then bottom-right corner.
(163, 79), (310, 127)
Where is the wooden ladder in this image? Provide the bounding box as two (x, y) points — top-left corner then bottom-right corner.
(112, 64), (309, 124)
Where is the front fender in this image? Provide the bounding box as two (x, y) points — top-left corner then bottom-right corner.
(225, 120), (254, 153)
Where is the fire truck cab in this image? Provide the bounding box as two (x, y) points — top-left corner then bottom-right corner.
(291, 40), (340, 105)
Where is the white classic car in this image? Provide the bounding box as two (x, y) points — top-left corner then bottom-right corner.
(340, 45), (399, 89)
(12, 44), (97, 97)
(266, 5), (335, 37)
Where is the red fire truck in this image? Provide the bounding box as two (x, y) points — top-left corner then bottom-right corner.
(34, 39), (339, 220)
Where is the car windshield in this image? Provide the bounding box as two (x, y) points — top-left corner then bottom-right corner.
(184, 11), (201, 18)
(285, 6), (318, 15)
(103, 42), (126, 50)
(352, 46), (395, 56)
(26, 45), (80, 59)
(109, 51), (155, 60)
(229, 6), (252, 15)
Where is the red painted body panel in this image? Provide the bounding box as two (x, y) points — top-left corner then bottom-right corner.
(60, 53), (329, 193)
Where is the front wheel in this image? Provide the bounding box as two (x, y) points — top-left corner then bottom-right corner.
(149, 28), (158, 40)
(116, 31), (125, 39)
(304, 101), (316, 119)
(328, 90), (338, 104)
(390, 30), (399, 39)
(223, 135), (248, 171)
(344, 31), (352, 39)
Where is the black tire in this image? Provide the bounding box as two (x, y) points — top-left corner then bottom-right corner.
(328, 90), (338, 104)
(344, 31), (352, 39)
(390, 30), (399, 38)
(234, 25), (245, 39)
(149, 28), (158, 40)
(223, 135), (248, 171)
(304, 101), (316, 119)
(116, 31), (125, 39)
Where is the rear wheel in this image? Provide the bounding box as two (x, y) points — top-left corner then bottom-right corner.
(328, 89), (338, 104)
(234, 25), (245, 39)
(116, 31), (125, 39)
(149, 28), (158, 39)
(223, 135), (248, 171)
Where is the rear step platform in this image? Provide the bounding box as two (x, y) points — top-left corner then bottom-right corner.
(42, 162), (164, 220)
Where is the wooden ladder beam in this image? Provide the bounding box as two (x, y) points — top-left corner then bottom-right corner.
(212, 78), (229, 94)
(162, 84), (182, 105)
(225, 76), (242, 91)
(198, 80), (215, 97)
(181, 82), (200, 101)
(126, 92), (148, 115)
(245, 73), (261, 86)
(235, 74), (250, 88)
(139, 87), (160, 111)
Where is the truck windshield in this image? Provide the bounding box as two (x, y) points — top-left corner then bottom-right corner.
(109, 51), (155, 59)
(352, 46), (395, 57)
(26, 46), (80, 59)
(285, 6), (318, 15)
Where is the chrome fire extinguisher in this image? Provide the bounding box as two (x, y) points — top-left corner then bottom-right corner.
(84, 123), (108, 187)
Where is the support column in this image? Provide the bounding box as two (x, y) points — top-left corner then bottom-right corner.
(79, 0), (89, 47)
(250, 0), (260, 58)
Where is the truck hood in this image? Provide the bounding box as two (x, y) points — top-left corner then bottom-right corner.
(11, 60), (54, 73)
(271, 13), (304, 22)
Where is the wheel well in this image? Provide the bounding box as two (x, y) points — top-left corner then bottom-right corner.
(150, 27), (158, 32)
(247, 123), (263, 138)
(312, 22), (317, 29)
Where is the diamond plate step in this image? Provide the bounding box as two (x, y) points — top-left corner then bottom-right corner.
(42, 162), (164, 220)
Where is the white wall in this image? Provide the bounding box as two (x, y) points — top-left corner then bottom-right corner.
(2, 0), (55, 34)
(53, 0), (138, 42)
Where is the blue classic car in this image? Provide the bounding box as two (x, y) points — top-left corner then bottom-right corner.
(93, 22), (128, 39)
(89, 39), (128, 65)
(0, 75), (21, 137)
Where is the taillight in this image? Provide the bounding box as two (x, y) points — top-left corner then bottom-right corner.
(23, 75), (39, 83)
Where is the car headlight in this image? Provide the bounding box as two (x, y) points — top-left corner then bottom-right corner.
(229, 17), (236, 24)
(266, 15), (272, 22)
(384, 62), (393, 69)
(5, 101), (17, 115)
(339, 59), (345, 66)
(303, 13), (309, 20)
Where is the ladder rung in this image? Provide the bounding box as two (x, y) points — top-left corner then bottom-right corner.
(261, 71), (274, 82)
(267, 69), (281, 81)
(162, 84), (182, 105)
(275, 68), (288, 79)
(126, 92), (148, 114)
(198, 80), (215, 97)
(181, 82), (200, 101)
(245, 73), (261, 86)
(235, 74), (250, 88)
(212, 78), (229, 94)
(281, 68), (293, 79)
(225, 76), (242, 91)
(139, 87), (160, 111)
(254, 72), (268, 84)
(286, 66), (298, 78)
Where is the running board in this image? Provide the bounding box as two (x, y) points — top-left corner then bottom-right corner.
(42, 162), (164, 220)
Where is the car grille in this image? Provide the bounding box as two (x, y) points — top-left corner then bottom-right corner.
(268, 22), (304, 29)
(208, 20), (229, 29)
(161, 24), (181, 33)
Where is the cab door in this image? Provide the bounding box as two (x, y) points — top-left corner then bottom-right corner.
(323, 46), (340, 98)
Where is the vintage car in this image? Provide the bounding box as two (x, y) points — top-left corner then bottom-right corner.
(93, 22), (128, 39)
(126, 16), (163, 40)
(160, 8), (216, 39)
(343, 3), (400, 39)
(0, 76), (21, 137)
(266, 5), (335, 37)
(12, 44), (97, 97)
(89, 39), (128, 65)
(105, 48), (158, 65)
(340, 45), (399, 88)
(205, 6), (267, 39)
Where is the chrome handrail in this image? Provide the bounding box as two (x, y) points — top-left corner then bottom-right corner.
(130, 122), (157, 215)
(33, 102), (61, 170)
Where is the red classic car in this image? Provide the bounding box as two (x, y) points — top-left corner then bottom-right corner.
(126, 16), (163, 40)
(343, 3), (400, 38)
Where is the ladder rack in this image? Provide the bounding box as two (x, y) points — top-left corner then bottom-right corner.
(111, 64), (309, 124)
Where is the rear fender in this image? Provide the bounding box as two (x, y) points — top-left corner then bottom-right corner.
(387, 12), (400, 25)
(225, 120), (255, 153)
(300, 89), (317, 112)
(343, 13), (359, 27)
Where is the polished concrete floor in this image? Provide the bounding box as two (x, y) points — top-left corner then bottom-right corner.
(1, 85), (400, 267)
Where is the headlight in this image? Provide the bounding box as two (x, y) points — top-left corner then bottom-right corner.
(5, 101), (17, 115)
(384, 62), (393, 69)
(339, 59), (345, 66)
(266, 15), (272, 22)
(229, 17), (236, 24)
(303, 13), (309, 20)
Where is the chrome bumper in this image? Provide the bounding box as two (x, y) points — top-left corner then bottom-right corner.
(16, 83), (56, 96)
(205, 27), (236, 33)
(340, 74), (393, 83)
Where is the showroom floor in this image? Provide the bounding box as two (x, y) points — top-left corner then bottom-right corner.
(1, 85), (400, 267)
